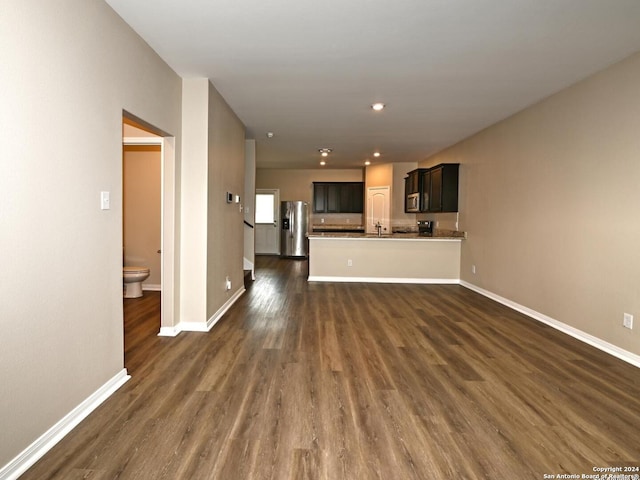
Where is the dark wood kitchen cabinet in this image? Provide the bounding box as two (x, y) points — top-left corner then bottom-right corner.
(405, 169), (423, 194)
(339, 183), (363, 213)
(420, 169), (431, 211)
(313, 183), (328, 212)
(404, 169), (428, 212)
(420, 163), (459, 212)
(326, 183), (340, 212)
(313, 182), (363, 213)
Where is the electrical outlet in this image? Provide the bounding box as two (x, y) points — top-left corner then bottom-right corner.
(225, 276), (231, 291)
(347, 259), (353, 267)
(471, 265), (476, 274)
(623, 313), (633, 329)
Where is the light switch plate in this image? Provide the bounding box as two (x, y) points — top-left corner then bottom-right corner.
(100, 191), (110, 210)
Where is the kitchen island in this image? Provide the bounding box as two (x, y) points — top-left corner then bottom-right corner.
(307, 232), (463, 283)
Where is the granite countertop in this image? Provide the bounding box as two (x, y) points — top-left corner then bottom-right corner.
(308, 229), (466, 240)
(312, 224), (365, 231)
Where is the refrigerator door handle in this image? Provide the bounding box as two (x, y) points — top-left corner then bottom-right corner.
(290, 210), (294, 237)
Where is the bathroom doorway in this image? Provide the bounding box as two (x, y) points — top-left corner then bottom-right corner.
(122, 113), (177, 336)
(123, 142), (161, 288)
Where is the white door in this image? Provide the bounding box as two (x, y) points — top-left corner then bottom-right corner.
(255, 189), (280, 254)
(366, 186), (391, 234)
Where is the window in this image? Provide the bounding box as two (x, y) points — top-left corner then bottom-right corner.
(255, 193), (275, 223)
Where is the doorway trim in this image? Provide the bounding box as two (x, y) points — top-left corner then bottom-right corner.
(123, 136), (176, 335)
(255, 188), (280, 255)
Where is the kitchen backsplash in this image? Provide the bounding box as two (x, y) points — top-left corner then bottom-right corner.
(310, 212), (461, 232)
(310, 213), (363, 225)
(415, 212), (460, 231)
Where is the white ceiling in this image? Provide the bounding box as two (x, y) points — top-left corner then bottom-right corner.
(106, 0), (640, 169)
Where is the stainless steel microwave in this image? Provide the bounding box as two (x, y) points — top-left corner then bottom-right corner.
(406, 193), (420, 212)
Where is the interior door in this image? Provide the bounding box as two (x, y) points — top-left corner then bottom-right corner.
(255, 189), (280, 254)
(366, 186), (390, 234)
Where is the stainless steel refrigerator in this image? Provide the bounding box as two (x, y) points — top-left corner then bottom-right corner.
(280, 201), (309, 258)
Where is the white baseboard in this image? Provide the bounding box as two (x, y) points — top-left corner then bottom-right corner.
(142, 284), (161, 291)
(0, 369), (130, 480)
(308, 276), (460, 284)
(158, 326), (181, 337)
(177, 321), (210, 332)
(460, 280), (640, 369)
(176, 287), (246, 333)
(206, 287), (246, 331)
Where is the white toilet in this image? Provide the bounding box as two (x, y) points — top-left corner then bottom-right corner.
(123, 266), (150, 298)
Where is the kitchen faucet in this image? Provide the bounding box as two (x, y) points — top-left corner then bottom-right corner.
(375, 221), (382, 237)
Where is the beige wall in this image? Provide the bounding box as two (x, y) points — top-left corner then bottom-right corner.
(180, 79), (209, 324)
(375, 160), (459, 231)
(0, 0), (182, 467)
(256, 168), (365, 224)
(420, 52), (640, 357)
(179, 79), (247, 326)
(364, 163), (393, 188)
(365, 162), (419, 228)
(123, 145), (162, 286)
(206, 83), (246, 320)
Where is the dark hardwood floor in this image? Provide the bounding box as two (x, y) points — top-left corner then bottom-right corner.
(22, 256), (640, 479)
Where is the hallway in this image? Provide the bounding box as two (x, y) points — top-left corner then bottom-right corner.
(22, 256), (640, 479)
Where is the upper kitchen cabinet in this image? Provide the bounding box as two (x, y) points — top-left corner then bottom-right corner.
(340, 182), (364, 213)
(313, 182), (364, 213)
(421, 164), (459, 212)
(420, 169), (431, 211)
(405, 169), (423, 194)
(404, 169), (427, 212)
(313, 183), (328, 212)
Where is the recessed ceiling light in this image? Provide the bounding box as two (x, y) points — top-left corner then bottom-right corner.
(266, 132), (274, 138)
(320, 161), (326, 166)
(373, 152), (381, 157)
(371, 103), (385, 111)
(318, 148), (332, 157)
(364, 160), (371, 166)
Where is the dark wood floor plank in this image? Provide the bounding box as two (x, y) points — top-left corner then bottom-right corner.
(21, 256), (640, 479)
